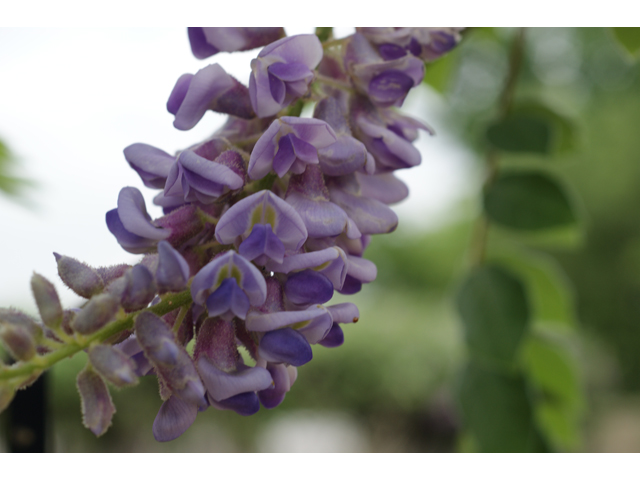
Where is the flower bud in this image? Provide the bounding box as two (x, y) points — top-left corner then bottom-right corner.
(76, 365), (115, 437)
(156, 241), (190, 293)
(0, 324), (36, 361)
(0, 308), (43, 340)
(258, 327), (312, 366)
(54, 253), (105, 299)
(71, 293), (120, 335)
(120, 265), (156, 312)
(88, 344), (139, 387)
(31, 272), (63, 328)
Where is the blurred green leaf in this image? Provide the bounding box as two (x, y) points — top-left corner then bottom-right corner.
(521, 335), (583, 450)
(513, 101), (578, 154)
(423, 52), (457, 93)
(486, 112), (553, 154)
(458, 361), (547, 452)
(315, 27), (333, 42)
(456, 264), (529, 364)
(484, 171), (577, 231)
(496, 252), (576, 328)
(611, 27), (640, 58)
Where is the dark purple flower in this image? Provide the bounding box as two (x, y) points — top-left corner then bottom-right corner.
(188, 28), (285, 59)
(258, 327), (312, 366)
(345, 33), (424, 108)
(258, 362), (297, 409)
(357, 27), (464, 62)
(249, 116), (337, 180)
(249, 34), (323, 117)
(318, 322), (344, 348)
(167, 63), (254, 131)
(284, 269), (334, 306)
(197, 356), (272, 403)
(191, 251), (267, 320)
(266, 246), (348, 291)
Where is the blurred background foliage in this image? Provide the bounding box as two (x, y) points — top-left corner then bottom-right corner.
(4, 27), (640, 452)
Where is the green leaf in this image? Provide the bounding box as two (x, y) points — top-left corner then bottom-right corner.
(315, 27), (333, 43)
(521, 336), (584, 450)
(458, 361), (547, 452)
(486, 112), (553, 154)
(484, 171), (576, 231)
(612, 27), (640, 58)
(495, 252), (576, 328)
(513, 101), (578, 154)
(423, 51), (456, 93)
(456, 264), (530, 365)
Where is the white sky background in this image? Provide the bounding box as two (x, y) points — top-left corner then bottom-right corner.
(0, 27), (473, 310)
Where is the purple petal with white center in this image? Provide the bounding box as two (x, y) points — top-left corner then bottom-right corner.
(116, 187), (170, 241)
(124, 143), (175, 189)
(212, 391), (261, 416)
(191, 251), (267, 307)
(258, 363), (292, 409)
(328, 181), (398, 235)
(327, 302), (360, 324)
(245, 305), (328, 332)
(239, 223), (285, 265)
(156, 241), (190, 293)
(368, 69), (415, 105)
(258, 327), (312, 366)
(347, 255), (378, 283)
(318, 323), (345, 348)
(205, 278), (251, 320)
(284, 270), (334, 306)
(296, 310), (333, 344)
(355, 172), (409, 205)
(215, 190), (307, 253)
(197, 356), (272, 402)
(152, 395), (198, 442)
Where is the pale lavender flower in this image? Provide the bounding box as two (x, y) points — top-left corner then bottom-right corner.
(188, 28), (285, 59)
(249, 34), (323, 117)
(167, 63), (254, 131)
(248, 116), (337, 179)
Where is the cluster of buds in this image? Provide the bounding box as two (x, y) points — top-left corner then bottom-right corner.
(0, 27), (462, 442)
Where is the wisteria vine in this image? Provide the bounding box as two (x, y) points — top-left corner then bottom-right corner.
(0, 27), (462, 442)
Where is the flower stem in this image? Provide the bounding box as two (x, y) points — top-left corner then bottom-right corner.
(0, 289), (193, 383)
(469, 28), (526, 267)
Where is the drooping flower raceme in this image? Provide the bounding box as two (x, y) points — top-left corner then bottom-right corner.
(0, 27), (463, 443)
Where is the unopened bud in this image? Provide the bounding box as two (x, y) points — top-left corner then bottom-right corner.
(71, 293), (120, 335)
(76, 365), (115, 437)
(121, 265), (156, 312)
(0, 324), (36, 361)
(0, 308), (43, 340)
(54, 253), (104, 299)
(88, 345), (139, 387)
(31, 273), (63, 328)
(156, 241), (190, 293)
(95, 264), (131, 286)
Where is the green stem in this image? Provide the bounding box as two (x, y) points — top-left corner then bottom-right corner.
(314, 73), (353, 92)
(0, 289), (193, 382)
(470, 28), (526, 267)
(172, 306), (190, 334)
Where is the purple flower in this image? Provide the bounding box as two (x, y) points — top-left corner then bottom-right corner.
(258, 363), (297, 409)
(357, 27), (464, 62)
(345, 33), (424, 108)
(249, 34), (323, 117)
(162, 149), (245, 205)
(215, 190), (308, 264)
(155, 241), (190, 293)
(258, 328), (312, 366)
(352, 100), (433, 172)
(191, 251), (267, 320)
(167, 63), (254, 131)
(188, 28), (286, 59)
(266, 246), (348, 291)
(248, 116), (337, 180)
(124, 143), (174, 189)
(106, 187), (170, 254)
(284, 165), (357, 239)
(355, 172), (409, 205)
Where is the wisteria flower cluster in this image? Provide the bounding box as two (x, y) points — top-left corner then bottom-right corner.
(0, 27), (461, 442)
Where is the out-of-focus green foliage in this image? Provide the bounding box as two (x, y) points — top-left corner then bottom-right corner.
(611, 27), (640, 58)
(0, 138), (31, 199)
